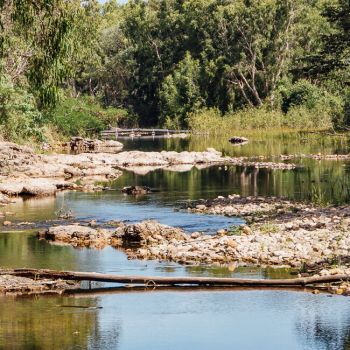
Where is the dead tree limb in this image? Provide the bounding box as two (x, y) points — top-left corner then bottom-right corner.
(1, 268), (350, 287)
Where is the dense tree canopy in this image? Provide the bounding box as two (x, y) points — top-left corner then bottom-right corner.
(0, 0), (349, 140)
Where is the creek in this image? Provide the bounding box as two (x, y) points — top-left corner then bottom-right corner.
(0, 132), (349, 350)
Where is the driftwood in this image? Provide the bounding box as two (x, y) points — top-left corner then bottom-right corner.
(1, 268), (350, 288)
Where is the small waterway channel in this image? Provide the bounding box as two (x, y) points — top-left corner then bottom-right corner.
(1, 132), (350, 349)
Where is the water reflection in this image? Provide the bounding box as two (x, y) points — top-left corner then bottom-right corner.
(117, 133), (350, 204)
(0, 295), (103, 350)
(1, 132), (350, 350)
(1, 291), (350, 350)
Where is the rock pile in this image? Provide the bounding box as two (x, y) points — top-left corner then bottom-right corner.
(229, 136), (249, 145)
(63, 137), (123, 153)
(39, 204), (350, 268)
(122, 186), (151, 195)
(0, 274), (78, 294)
(186, 194), (306, 219)
(0, 142), (38, 176)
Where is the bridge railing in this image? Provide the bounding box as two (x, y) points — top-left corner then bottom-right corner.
(101, 128), (191, 138)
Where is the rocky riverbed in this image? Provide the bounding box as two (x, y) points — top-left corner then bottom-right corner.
(38, 193), (350, 269)
(0, 274), (79, 295)
(0, 141), (298, 199)
(279, 153), (350, 161)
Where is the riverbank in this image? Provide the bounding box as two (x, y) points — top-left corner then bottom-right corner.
(37, 191), (350, 269)
(0, 273), (79, 295)
(27, 214), (350, 297)
(0, 140), (300, 201)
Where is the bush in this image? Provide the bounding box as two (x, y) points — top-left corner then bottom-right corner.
(279, 79), (343, 129)
(0, 76), (44, 142)
(51, 96), (128, 137)
(280, 80), (323, 113)
(159, 52), (204, 128)
(343, 90), (350, 126)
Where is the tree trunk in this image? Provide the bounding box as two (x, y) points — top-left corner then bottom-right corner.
(2, 268), (349, 287)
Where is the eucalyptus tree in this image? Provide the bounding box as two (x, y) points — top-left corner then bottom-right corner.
(0, 0), (98, 110)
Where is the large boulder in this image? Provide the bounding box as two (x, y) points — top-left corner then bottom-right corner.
(0, 179), (58, 197)
(42, 225), (114, 248)
(122, 186), (151, 195)
(63, 137), (123, 153)
(229, 136), (248, 145)
(0, 182), (24, 195)
(123, 220), (188, 244)
(21, 179), (58, 196)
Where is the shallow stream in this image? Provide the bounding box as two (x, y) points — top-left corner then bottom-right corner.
(1, 132), (350, 349)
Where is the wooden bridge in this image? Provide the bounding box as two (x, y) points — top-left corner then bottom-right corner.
(101, 127), (191, 139)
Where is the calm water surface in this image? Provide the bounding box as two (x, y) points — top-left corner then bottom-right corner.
(1, 132), (350, 350)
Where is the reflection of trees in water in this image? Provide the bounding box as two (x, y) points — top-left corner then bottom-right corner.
(117, 133), (350, 204)
(115, 160), (349, 204)
(0, 296), (99, 349)
(294, 300), (350, 350)
(0, 295), (122, 350)
(0, 231), (78, 270)
(5, 195), (58, 222)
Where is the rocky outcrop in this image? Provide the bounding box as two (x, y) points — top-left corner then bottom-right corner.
(0, 141), (298, 199)
(0, 142), (297, 184)
(229, 136), (248, 145)
(39, 204), (350, 268)
(0, 274), (79, 294)
(122, 186), (151, 195)
(186, 194), (307, 218)
(39, 221), (187, 248)
(40, 225), (118, 249)
(63, 137), (123, 153)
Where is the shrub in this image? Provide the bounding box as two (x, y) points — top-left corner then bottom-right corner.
(343, 90), (350, 126)
(0, 76), (44, 142)
(51, 95), (128, 137)
(279, 79), (343, 129)
(280, 80), (323, 113)
(159, 52), (204, 128)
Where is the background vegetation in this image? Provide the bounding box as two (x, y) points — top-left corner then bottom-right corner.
(0, 0), (349, 142)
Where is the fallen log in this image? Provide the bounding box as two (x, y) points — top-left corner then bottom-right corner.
(1, 268), (350, 287)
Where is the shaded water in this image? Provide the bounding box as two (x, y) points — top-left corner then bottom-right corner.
(119, 132), (350, 204)
(1, 132), (350, 349)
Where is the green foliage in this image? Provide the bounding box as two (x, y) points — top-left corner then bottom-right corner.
(188, 103), (335, 134)
(51, 96), (128, 137)
(280, 80), (325, 113)
(159, 52), (204, 128)
(87, 0), (347, 130)
(1, 0), (349, 142)
(342, 90), (350, 126)
(278, 79), (343, 128)
(227, 226), (242, 236)
(0, 75), (43, 142)
(304, 0), (350, 76)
